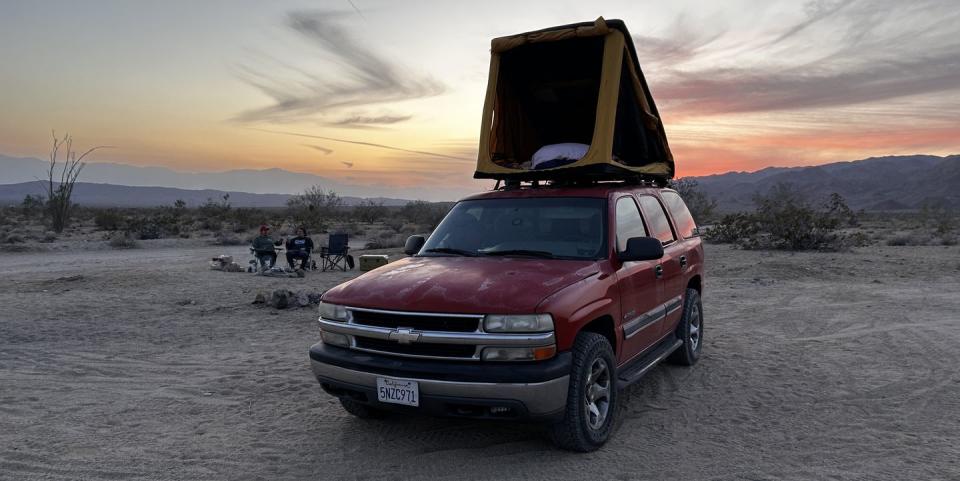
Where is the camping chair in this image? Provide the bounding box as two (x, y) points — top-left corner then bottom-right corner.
(320, 233), (351, 271)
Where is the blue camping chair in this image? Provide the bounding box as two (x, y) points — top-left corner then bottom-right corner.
(320, 233), (352, 271)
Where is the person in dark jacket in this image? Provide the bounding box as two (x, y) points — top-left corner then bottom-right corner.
(251, 225), (279, 268)
(285, 226), (314, 269)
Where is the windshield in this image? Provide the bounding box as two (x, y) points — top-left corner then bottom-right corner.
(420, 197), (607, 260)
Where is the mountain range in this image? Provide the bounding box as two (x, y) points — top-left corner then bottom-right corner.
(1, 153), (957, 210)
(0, 154), (474, 201)
(693, 154), (960, 211)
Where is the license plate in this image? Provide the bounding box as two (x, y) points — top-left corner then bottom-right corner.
(376, 377), (419, 407)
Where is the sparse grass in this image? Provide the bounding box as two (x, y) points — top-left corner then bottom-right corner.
(108, 234), (139, 249)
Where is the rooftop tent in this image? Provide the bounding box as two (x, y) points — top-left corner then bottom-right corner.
(475, 18), (675, 182)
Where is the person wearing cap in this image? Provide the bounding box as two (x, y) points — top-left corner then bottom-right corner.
(251, 225), (279, 269)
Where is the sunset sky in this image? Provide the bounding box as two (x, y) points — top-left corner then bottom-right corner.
(1, 0), (958, 199)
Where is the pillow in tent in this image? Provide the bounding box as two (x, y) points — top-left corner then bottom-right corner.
(531, 143), (590, 170)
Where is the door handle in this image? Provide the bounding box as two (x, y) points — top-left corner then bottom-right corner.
(680, 255), (687, 269)
(655, 264), (663, 278)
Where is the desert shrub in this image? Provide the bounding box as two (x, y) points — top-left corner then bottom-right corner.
(668, 178), (718, 223)
(212, 232), (244, 246)
(3, 234), (26, 244)
(21, 194), (46, 219)
(365, 235), (406, 250)
(287, 186), (343, 232)
(40, 232), (57, 243)
(227, 207), (268, 233)
(94, 209), (125, 231)
(108, 233), (139, 249)
(399, 200), (449, 229)
(705, 183), (859, 251)
(353, 199), (387, 223)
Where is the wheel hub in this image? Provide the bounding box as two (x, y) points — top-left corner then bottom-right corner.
(584, 358), (611, 430)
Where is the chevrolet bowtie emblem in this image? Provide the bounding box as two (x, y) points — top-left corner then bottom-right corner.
(388, 328), (421, 344)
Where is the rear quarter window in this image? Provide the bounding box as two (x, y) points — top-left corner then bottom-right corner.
(660, 191), (698, 239)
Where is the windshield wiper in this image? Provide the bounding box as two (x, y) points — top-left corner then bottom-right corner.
(481, 249), (557, 259)
(422, 247), (477, 257)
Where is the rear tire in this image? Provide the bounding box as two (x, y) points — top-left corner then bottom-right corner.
(669, 288), (703, 366)
(339, 398), (385, 419)
(548, 332), (617, 452)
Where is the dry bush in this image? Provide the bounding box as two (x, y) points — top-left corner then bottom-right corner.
(353, 199), (387, 223)
(108, 233), (139, 249)
(286, 186), (342, 232)
(211, 232), (244, 246)
(94, 209), (125, 231)
(668, 178), (718, 223)
(705, 184), (860, 251)
(399, 201), (449, 230)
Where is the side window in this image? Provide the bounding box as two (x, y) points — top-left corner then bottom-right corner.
(637, 196), (676, 244)
(660, 191), (697, 239)
(615, 197), (647, 252)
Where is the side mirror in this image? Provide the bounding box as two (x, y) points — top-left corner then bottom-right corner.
(403, 235), (426, 256)
(618, 236), (664, 262)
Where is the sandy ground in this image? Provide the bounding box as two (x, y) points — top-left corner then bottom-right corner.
(1, 243), (958, 480)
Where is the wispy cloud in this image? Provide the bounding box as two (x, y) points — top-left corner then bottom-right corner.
(642, 0), (960, 118)
(234, 10), (444, 124)
(331, 114), (413, 129)
(341, 161), (354, 168)
(303, 144), (333, 155)
(252, 127), (473, 161)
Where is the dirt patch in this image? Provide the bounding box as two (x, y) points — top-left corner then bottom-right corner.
(1, 244), (958, 480)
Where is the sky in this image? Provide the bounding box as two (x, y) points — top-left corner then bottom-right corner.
(1, 0), (958, 199)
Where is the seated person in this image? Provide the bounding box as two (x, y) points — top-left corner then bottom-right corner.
(251, 225), (280, 268)
(285, 226), (314, 269)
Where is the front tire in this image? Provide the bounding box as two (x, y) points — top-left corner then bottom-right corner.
(548, 332), (617, 452)
(669, 288), (703, 366)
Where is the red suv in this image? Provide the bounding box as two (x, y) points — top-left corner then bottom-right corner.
(310, 183), (704, 451)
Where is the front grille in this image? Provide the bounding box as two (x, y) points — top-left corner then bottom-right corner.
(354, 337), (478, 359)
(350, 309), (480, 333)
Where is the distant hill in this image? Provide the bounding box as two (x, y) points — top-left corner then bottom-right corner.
(3, 153), (957, 210)
(688, 154), (960, 211)
(0, 181), (410, 208)
(0, 154), (474, 201)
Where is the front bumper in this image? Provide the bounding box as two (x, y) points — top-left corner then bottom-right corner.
(309, 343), (571, 421)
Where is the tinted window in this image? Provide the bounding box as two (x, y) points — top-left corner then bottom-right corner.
(615, 197), (647, 252)
(660, 191), (697, 238)
(638, 196), (675, 244)
(421, 197), (606, 260)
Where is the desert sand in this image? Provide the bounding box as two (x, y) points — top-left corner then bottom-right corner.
(1, 243), (958, 480)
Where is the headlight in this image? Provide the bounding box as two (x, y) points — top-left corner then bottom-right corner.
(483, 313), (554, 333)
(318, 302), (349, 321)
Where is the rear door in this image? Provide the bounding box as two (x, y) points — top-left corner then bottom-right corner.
(636, 195), (685, 338)
(613, 195), (664, 362)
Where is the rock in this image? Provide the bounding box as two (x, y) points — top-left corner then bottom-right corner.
(224, 262), (243, 273)
(308, 291), (323, 305)
(294, 290), (311, 308)
(269, 289), (295, 309)
(252, 292), (268, 304)
(176, 299), (196, 306)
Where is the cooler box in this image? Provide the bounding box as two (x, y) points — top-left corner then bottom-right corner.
(359, 255), (389, 271)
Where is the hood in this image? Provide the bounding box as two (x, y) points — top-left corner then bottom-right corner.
(322, 256), (600, 314)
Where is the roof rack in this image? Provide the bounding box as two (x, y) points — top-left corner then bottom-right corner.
(493, 175), (667, 191)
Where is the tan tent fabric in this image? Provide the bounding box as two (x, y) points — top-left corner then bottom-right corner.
(476, 18), (675, 181)
(490, 17), (611, 53)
